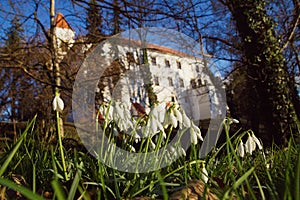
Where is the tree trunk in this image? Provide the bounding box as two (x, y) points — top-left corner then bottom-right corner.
(224, 0), (299, 144)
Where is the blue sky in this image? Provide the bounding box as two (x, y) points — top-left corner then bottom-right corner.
(0, 0), (86, 43)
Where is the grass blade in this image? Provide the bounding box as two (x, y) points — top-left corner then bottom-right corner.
(233, 167), (254, 189)
(67, 162), (83, 200)
(51, 179), (66, 200)
(0, 116), (36, 177)
(0, 177), (44, 200)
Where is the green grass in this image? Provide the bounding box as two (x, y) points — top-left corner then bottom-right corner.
(0, 115), (299, 200)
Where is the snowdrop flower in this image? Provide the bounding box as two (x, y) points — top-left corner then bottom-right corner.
(231, 118), (239, 124)
(237, 140), (245, 157)
(245, 134), (255, 155)
(112, 102), (134, 132)
(169, 112), (178, 128)
(174, 109), (183, 125)
(191, 123), (203, 141)
(182, 110), (191, 127)
(251, 133), (263, 150)
(245, 132), (263, 155)
(128, 144), (136, 152)
(201, 166), (209, 183)
(190, 127), (198, 144)
(52, 96), (64, 112)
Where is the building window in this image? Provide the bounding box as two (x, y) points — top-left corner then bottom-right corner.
(196, 65), (200, 73)
(177, 61), (182, 69)
(190, 79), (197, 89)
(179, 78), (184, 87)
(165, 59), (171, 68)
(154, 76), (159, 86)
(151, 57), (157, 65)
(168, 77), (174, 86)
(139, 49), (147, 64)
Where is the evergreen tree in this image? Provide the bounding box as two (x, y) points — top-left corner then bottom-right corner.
(86, 0), (103, 42)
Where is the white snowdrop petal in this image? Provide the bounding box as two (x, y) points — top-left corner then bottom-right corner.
(245, 136), (255, 155)
(201, 167), (209, 183)
(182, 112), (191, 127)
(192, 124), (203, 141)
(156, 119), (164, 132)
(181, 148), (186, 157)
(190, 128), (198, 144)
(150, 117), (158, 135)
(53, 96), (64, 111)
(52, 97), (57, 111)
(150, 140), (156, 149)
(237, 141), (245, 157)
(115, 103), (124, 119)
(158, 109), (166, 124)
(232, 118), (240, 123)
(174, 109), (182, 124)
(170, 113), (178, 128)
(169, 146), (175, 153)
(252, 134), (263, 150)
(128, 144), (136, 152)
(151, 106), (158, 118)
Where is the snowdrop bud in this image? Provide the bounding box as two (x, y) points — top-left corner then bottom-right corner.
(252, 133), (263, 150)
(169, 112), (178, 128)
(232, 118), (239, 123)
(53, 96), (64, 112)
(237, 140), (245, 157)
(190, 128), (198, 144)
(201, 167), (209, 183)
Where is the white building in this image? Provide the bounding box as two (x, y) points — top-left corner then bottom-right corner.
(98, 39), (222, 121)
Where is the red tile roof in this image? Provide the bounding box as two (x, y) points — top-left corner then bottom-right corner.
(55, 13), (73, 30)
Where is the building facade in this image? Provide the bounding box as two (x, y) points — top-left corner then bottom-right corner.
(98, 39), (221, 121)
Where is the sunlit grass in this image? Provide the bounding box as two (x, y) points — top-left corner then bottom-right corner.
(0, 113), (299, 199)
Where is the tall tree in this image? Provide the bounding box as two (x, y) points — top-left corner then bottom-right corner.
(222, 0), (299, 144)
(86, 0), (103, 42)
(4, 17), (24, 123)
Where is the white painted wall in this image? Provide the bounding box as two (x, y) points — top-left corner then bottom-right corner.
(102, 42), (215, 120)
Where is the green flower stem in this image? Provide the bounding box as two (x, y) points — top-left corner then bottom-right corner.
(55, 92), (68, 181)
